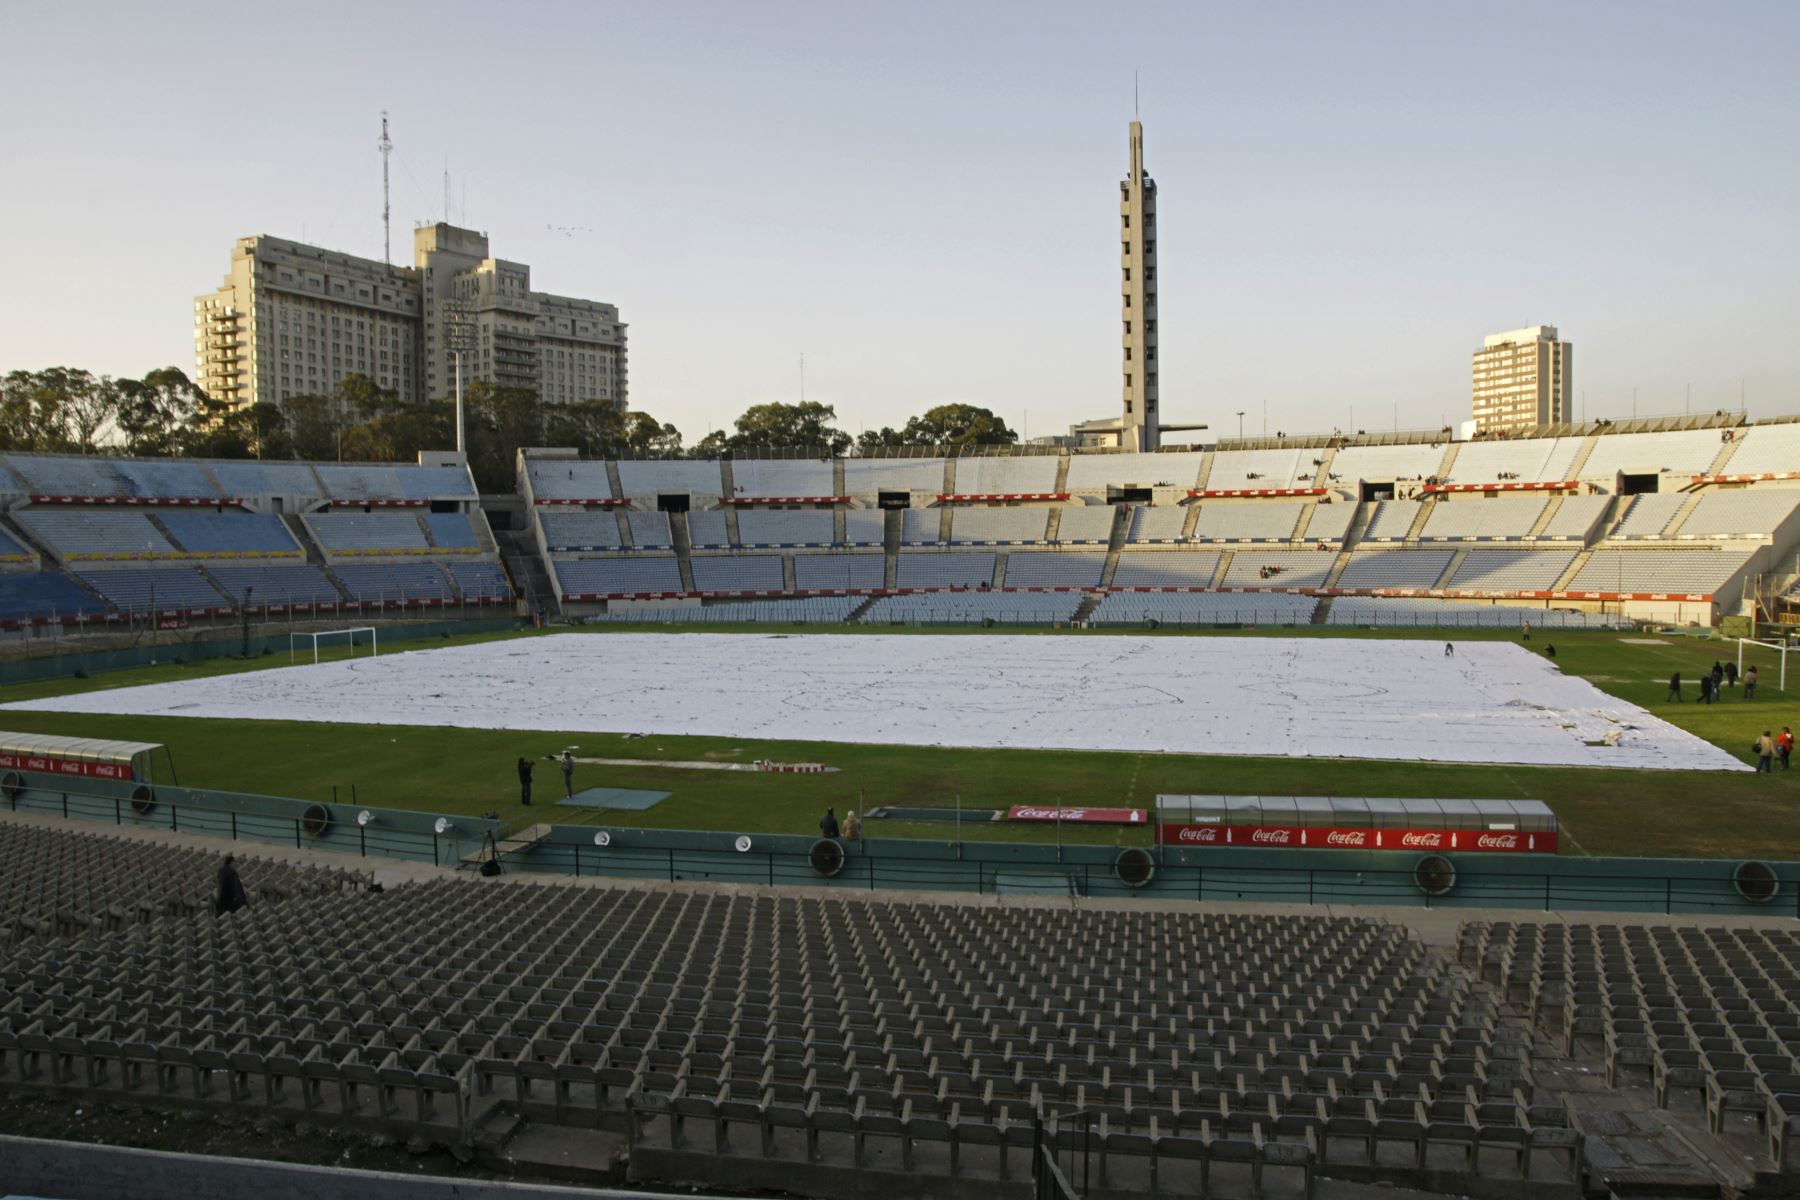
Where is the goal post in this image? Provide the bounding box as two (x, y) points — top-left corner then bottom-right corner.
(1736, 636), (1789, 692)
(290, 626), (380, 665)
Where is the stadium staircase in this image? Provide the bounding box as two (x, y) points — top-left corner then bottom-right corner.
(1095, 507), (1131, 589)
(670, 514), (697, 594)
(1311, 444), (1340, 487)
(781, 554), (797, 592)
(1662, 491), (1708, 533)
(1310, 594), (1333, 624)
(1404, 498), (1438, 541)
(846, 595), (881, 622)
(1529, 494), (1566, 538)
(991, 553), (1008, 588)
(1192, 449), (1215, 489)
(281, 513), (353, 600)
(603, 459), (625, 499)
(1703, 437), (1742, 478)
(1051, 452), (1071, 494)
(718, 459), (737, 500)
(721, 505), (742, 546)
(1288, 503), (1315, 540)
(1435, 441), (1462, 478)
(1433, 547), (1470, 589)
(936, 504), (954, 543)
(495, 529), (556, 616)
(1551, 548), (1596, 592)
(1208, 550), (1233, 588)
(1321, 500), (1375, 589)
(882, 511), (899, 589)
(1562, 435), (1599, 481)
(1042, 506), (1063, 542)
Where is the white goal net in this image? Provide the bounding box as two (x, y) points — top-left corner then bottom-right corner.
(290, 626), (379, 664)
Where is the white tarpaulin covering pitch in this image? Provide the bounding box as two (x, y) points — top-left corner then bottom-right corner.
(4, 634), (1746, 771)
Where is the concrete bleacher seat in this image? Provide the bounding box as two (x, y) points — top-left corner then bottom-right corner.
(1715, 423), (1800, 476)
(736, 510), (834, 547)
(863, 590), (1080, 624)
(1611, 493), (1688, 539)
(446, 560), (511, 600)
(0, 525), (32, 561)
(332, 562), (454, 602)
(899, 509), (941, 546)
(1111, 550), (1223, 588)
(1052, 505), (1117, 544)
(894, 552), (994, 589)
(595, 596), (858, 624)
(0, 571), (108, 621)
(1670, 489), (1800, 538)
(527, 460), (616, 500)
(110, 459), (222, 498)
(1442, 437), (1584, 484)
(615, 460), (723, 499)
(15, 511), (176, 558)
(948, 456), (1058, 494)
(1205, 447), (1313, 489)
(626, 512), (674, 550)
(208, 564), (344, 607)
(1090, 590), (1316, 625)
(730, 460), (836, 498)
(1001, 552), (1106, 588)
(1446, 549), (1578, 592)
(73, 567), (226, 612)
(539, 510), (626, 551)
(793, 553), (884, 590)
(684, 511), (731, 549)
(842, 509), (886, 546)
(948, 507), (1049, 545)
(555, 556), (683, 596)
(1327, 442), (1449, 484)
(1063, 451), (1205, 491)
(423, 513), (481, 550)
(841, 458), (946, 494)
(1192, 501), (1304, 542)
(1336, 549), (1455, 590)
(689, 555), (785, 594)
(158, 512), (300, 555)
(1421, 496), (1549, 541)
(1538, 495), (1611, 541)
(1330, 598), (1616, 628)
(1127, 506), (1189, 543)
(305, 512), (430, 554)
(1566, 548), (1753, 595)
(1579, 429), (1730, 480)
(309, 464), (473, 501)
(1220, 550), (1339, 589)
(1363, 499), (1422, 541)
(2, 453), (133, 496)
(1299, 501), (1356, 542)
(206, 462), (326, 498)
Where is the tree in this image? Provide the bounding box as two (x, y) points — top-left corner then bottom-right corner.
(463, 381), (543, 493)
(898, 404), (1017, 451)
(855, 426), (905, 455)
(713, 401), (850, 456)
(115, 368), (205, 457)
(622, 411), (683, 458)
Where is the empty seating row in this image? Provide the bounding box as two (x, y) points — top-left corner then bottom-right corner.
(730, 460), (836, 498)
(591, 597), (860, 625)
(689, 556), (786, 594)
(1327, 600), (1618, 629)
(1419, 497), (1547, 541)
(894, 553), (995, 589)
(15, 511), (174, 558)
(304, 512), (431, 554)
(1335, 550), (1455, 591)
(555, 556), (684, 597)
(947, 457), (1059, 495)
(1002, 553), (1107, 588)
(1673, 489), (1800, 538)
(1089, 591), (1317, 626)
(1441, 438), (1584, 485)
(1566, 548), (1752, 595)
(0, 454), (474, 501)
(861, 591), (1082, 625)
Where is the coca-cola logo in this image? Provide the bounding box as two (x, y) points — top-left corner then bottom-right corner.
(1476, 833), (1519, 850)
(1400, 832), (1443, 848)
(1250, 829), (1292, 844)
(1013, 807), (1085, 820)
(1325, 831), (1368, 846)
(1176, 827), (1220, 843)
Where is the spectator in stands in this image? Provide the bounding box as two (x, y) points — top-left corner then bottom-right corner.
(1667, 672), (1682, 702)
(559, 750), (576, 798)
(1745, 665), (1759, 699)
(215, 854), (248, 916)
(819, 807), (840, 839)
(517, 756), (534, 806)
(843, 810), (863, 841)
(1778, 726), (1792, 769)
(1755, 730), (1776, 773)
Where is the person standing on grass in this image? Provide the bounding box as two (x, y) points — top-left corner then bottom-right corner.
(1725, 661), (1738, 689)
(1744, 665), (1758, 699)
(1712, 662), (1725, 701)
(1779, 726), (1793, 770)
(559, 750), (575, 798)
(1755, 730), (1776, 773)
(517, 756), (534, 806)
(1667, 672), (1682, 702)
(1698, 673), (1713, 705)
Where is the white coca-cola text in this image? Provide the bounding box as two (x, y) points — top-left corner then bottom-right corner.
(1250, 829), (1292, 844)
(1400, 832), (1444, 848)
(1175, 827), (1221, 843)
(1476, 833), (1519, 850)
(1013, 807), (1085, 820)
(1325, 831), (1368, 846)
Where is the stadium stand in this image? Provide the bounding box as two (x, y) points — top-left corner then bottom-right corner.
(793, 553), (885, 590)
(593, 597), (859, 624)
(842, 508), (886, 546)
(15, 510), (176, 558)
(899, 509), (942, 546)
(684, 510), (731, 549)
(1440, 437), (1584, 485)
(315, 464), (474, 501)
(1421, 497), (1549, 541)
(206, 461), (329, 497)
(895, 552), (995, 588)
(626, 511), (674, 550)
(304, 512), (431, 554)
(736, 509), (835, 547)
(1336, 549), (1456, 590)
(1, 453), (154, 497)
(208, 564), (345, 607)
(526, 459), (616, 501)
(947, 506), (1050, 545)
(730, 459), (836, 498)
(862, 590), (1081, 623)
(1111, 549), (1222, 588)
(109, 459), (223, 499)
(616, 459), (723, 500)
(1611, 493), (1689, 539)
(555, 557), (683, 597)
(1127, 505), (1190, 543)
(1090, 590), (1316, 625)
(1062, 450), (1205, 490)
(1299, 501), (1356, 542)
(1326, 442), (1448, 484)
(841, 457), (946, 494)
(1330, 598), (1618, 628)
(1671, 489), (1800, 538)
(1362, 499), (1422, 541)
(1537, 495), (1611, 541)
(1205, 447), (1313, 490)
(0, 525), (31, 561)
(1446, 549), (1579, 592)
(1192, 501), (1304, 542)
(332, 563), (455, 603)
(1712, 422), (1800, 477)
(1221, 550), (1339, 589)
(446, 560), (512, 601)
(1579, 429), (1729, 481)
(423, 512), (482, 550)
(948, 455), (1059, 495)
(539, 510), (628, 551)
(158, 512), (301, 556)
(1566, 547), (1754, 595)
(73, 566), (228, 613)
(689, 555), (786, 594)
(1052, 504), (1117, 544)
(1000, 551), (1107, 588)
(0, 571), (107, 621)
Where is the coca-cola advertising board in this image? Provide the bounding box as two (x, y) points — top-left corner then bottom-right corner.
(0, 752), (134, 781)
(1156, 823), (1554, 853)
(1009, 805), (1148, 825)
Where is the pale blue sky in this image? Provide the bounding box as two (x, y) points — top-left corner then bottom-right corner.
(2, 0), (1796, 443)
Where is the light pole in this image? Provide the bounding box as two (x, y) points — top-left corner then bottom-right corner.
(1235, 411), (1245, 440)
(241, 585), (254, 659)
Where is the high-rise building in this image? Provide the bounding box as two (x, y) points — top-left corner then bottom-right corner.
(1120, 120), (1160, 451)
(195, 223), (627, 412)
(1471, 325), (1571, 434)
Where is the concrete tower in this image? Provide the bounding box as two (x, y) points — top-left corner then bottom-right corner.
(1120, 120), (1159, 451)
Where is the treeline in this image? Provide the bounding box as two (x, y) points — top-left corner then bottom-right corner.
(0, 366), (1020, 494)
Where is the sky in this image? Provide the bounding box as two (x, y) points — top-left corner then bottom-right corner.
(2, 0), (1797, 444)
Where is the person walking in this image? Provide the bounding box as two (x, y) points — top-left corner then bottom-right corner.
(1725, 661), (1738, 689)
(1712, 662), (1725, 700)
(819, 807), (840, 839)
(1667, 672), (1682, 702)
(560, 750), (576, 799)
(215, 854), (249, 916)
(517, 756), (534, 806)
(1779, 726), (1793, 770)
(843, 810), (863, 841)
(1755, 730), (1776, 773)
(1744, 665), (1758, 699)
(1698, 673), (1713, 705)
(1444, 643), (1454, 658)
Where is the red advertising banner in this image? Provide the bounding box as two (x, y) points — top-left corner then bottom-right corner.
(0, 753), (134, 781)
(1010, 805), (1149, 825)
(1156, 823), (1556, 853)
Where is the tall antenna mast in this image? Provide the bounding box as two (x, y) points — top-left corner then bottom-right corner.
(379, 112), (393, 264)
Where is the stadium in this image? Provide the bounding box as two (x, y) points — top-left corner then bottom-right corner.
(3, 421), (1800, 1200)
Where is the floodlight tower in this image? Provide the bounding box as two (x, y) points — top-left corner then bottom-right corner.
(379, 112), (393, 265)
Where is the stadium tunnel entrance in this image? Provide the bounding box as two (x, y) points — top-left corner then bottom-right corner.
(1359, 479), (1397, 501)
(656, 493), (691, 514)
(877, 491), (910, 510)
